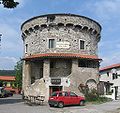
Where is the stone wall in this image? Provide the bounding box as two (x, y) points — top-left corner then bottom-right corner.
(21, 14), (101, 57)
(50, 59), (72, 77)
(22, 14), (101, 100)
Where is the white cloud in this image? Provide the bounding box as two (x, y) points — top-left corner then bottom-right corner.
(0, 56), (18, 70)
(100, 52), (120, 67)
(86, 0), (120, 20)
(0, 22), (23, 53)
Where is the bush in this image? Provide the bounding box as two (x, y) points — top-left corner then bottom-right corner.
(86, 89), (112, 103)
(85, 88), (99, 101)
(79, 86), (111, 103)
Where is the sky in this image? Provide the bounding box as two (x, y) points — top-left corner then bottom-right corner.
(0, 0), (120, 70)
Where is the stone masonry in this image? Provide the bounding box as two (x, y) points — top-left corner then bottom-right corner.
(21, 14), (101, 101)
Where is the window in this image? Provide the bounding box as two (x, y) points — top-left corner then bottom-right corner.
(50, 62), (54, 68)
(112, 73), (118, 80)
(80, 40), (85, 49)
(25, 44), (28, 53)
(78, 60), (97, 68)
(107, 72), (109, 77)
(59, 92), (63, 96)
(51, 92), (57, 96)
(62, 92), (69, 96)
(48, 39), (55, 48)
(70, 92), (77, 97)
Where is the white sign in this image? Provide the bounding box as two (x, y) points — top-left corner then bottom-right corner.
(56, 42), (70, 48)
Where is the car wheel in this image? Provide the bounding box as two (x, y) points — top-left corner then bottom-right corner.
(79, 100), (85, 106)
(49, 104), (54, 107)
(58, 102), (64, 108)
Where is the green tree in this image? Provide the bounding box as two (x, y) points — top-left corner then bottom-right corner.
(0, 81), (3, 87)
(14, 60), (22, 90)
(0, 0), (19, 8)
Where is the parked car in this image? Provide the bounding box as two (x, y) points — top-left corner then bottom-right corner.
(48, 91), (85, 108)
(0, 87), (4, 97)
(0, 89), (13, 98)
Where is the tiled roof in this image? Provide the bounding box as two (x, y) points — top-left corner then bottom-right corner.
(23, 53), (101, 60)
(0, 76), (16, 81)
(100, 63), (120, 71)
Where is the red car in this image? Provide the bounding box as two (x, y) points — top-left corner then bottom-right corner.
(48, 91), (85, 108)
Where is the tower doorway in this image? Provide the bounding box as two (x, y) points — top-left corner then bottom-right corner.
(49, 86), (62, 96)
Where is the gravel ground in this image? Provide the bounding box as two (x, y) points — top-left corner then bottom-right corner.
(0, 95), (120, 113)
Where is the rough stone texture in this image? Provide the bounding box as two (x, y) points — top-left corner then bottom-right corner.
(22, 14), (101, 56)
(50, 59), (72, 77)
(21, 14), (101, 101)
(31, 61), (43, 80)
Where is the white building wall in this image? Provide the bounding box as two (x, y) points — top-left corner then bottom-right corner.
(100, 67), (120, 100)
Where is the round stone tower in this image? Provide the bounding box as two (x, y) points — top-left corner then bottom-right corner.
(21, 14), (101, 101)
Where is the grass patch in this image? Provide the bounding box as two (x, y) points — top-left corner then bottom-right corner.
(83, 89), (112, 104)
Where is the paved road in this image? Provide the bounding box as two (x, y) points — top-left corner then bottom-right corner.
(0, 95), (120, 113)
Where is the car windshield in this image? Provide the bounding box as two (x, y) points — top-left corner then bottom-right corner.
(51, 92), (57, 97)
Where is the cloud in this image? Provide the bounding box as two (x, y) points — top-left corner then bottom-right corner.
(0, 56), (18, 70)
(86, 0), (120, 21)
(99, 39), (120, 67)
(0, 22), (23, 54)
(100, 52), (120, 67)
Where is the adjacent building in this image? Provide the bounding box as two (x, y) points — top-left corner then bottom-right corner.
(0, 70), (19, 93)
(21, 14), (101, 101)
(99, 63), (120, 100)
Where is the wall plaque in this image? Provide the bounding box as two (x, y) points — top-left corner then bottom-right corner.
(51, 78), (61, 84)
(56, 42), (70, 48)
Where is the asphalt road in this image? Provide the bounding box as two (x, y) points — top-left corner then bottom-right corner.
(0, 95), (120, 113)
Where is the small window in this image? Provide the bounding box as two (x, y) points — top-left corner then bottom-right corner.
(112, 73), (118, 80)
(107, 72), (109, 77)
(80, 40), (85, 49)
(48, 39), (55, 48)
(25, 44), (28, 53)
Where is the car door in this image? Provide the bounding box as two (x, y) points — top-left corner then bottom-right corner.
(62, 92), (71, 105)
(69, 92), (79, 105)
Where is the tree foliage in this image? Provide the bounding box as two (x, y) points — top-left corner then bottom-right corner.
(14, 60), (22, 89)
(0, 0), (19, 8)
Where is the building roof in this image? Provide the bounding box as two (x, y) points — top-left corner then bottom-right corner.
(0, 76), (16, 81)
(100, 63), (120, 71)
(21, 13), (101, 30)
(23, 53), (102, 61)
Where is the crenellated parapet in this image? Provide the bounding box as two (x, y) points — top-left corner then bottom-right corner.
(21, 14), (101, 41)
(21, 14), (101, 56)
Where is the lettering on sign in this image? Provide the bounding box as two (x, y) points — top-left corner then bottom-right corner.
(51, 78), (61, 84)
(56, 42), (70, 48)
